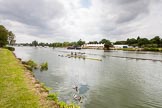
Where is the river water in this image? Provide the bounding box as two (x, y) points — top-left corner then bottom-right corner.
(14, 47), (162, 108)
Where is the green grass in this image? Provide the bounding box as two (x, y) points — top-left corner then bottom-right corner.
(26, 59), (38, 69)
(47, 93), (58, 101)
(0, 49), (41, 108)
(115, 48), (162, 52)
(40, 62), (48, 71)
(143, 47), (160, 51)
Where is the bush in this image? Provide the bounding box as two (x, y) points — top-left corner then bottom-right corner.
(4, 46), (15, 51)
(23, 60), (48, 71)
(59, 101), (67, 108)
(47, 93), (80, 108)
(47, 93), (58, 101)
(40, 62), (48, 71)
(24, 65), (32, 71)
(40, 83), (51, 93)
(143, 48), (159, 51)
(58, 101), (80, 108)
(26, 59), (38, 69)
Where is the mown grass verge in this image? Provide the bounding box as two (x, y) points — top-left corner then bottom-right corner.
(0, 48), (79, 108)
(113, 48), (162, 52)
(0, 48), (41, 108)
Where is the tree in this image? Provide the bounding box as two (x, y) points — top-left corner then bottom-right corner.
(150, 36), (161, 47)
(99, 39), (111, 45)
(39, 42), (45, 47)
(99, 39), (112, 50)
(52, 42), (63, 47)
(126, 38), (137, 45)
(0, 25), (16, 47)
(0, 25), (9, 47)
(137, 36), (140, 41)
(69, 42), (77, 46)
(88, 41), (98, 44)
(77, 39), (85, 46)
(32, 40), (38, 47)
(137, 38), (150, 47)
(8, 31), (16, 45)
(159, 38), (162, 48)
(114, 41), (127, 45)
(62, 42), (71, 47)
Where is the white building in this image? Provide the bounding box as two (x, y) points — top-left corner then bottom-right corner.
(82, 43), (105, 49)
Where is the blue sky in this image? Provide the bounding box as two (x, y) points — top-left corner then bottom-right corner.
(80, 0), (91, 8)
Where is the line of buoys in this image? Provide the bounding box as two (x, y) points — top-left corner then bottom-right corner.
(57, 50), (162, 62)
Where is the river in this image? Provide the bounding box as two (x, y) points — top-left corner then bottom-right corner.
(14, 47), (162, 108)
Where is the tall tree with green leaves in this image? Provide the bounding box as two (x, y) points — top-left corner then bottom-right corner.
(88, 41), (98, 44)
(32, 40), (38, 47)
(99, 39), (111, 45)
(137, 36), (140, 41)
(150, 36), (161, 47)
(160, 39), (162, 47)
(0, 25), (9, 47)
(126, 38), (137, 45)
(114, 41), (126, 45)
(99, 39), (112, 50)
(8, 31), (16, 45)
(77, 39), (85, 46)
(138, 38), (150, 47)
(0, 25), (15, 47)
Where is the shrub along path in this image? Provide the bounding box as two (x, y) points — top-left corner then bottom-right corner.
(0, 49), (44, 108)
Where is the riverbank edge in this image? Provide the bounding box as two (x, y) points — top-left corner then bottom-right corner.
(13, 56), (59, 108)
(1, 48), (79, 108)
(109, 48), (162, 52)
(13, 51), (80, 108)
(0, 48), (60, 108)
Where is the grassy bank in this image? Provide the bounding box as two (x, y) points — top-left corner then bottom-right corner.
(0, 48), (79, 108)
(113, 48), (162, 52)
(0, 48), (43, 108)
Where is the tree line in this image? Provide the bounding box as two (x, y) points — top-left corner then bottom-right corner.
(18, 36), (162, 49)
(18, 38), (112, 48)
(1, 24), (162, 48)
(19, 39), (86, 47)
(114, 36), (162, 48)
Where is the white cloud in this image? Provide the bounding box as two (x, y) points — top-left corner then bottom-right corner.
(0, 0), (162, 43)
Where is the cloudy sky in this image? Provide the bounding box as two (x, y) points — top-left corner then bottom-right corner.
(0, 0), (162, 43)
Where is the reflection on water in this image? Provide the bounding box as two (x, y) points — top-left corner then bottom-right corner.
(79, 85), (89, 94)
(14, 47), (162, 108)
